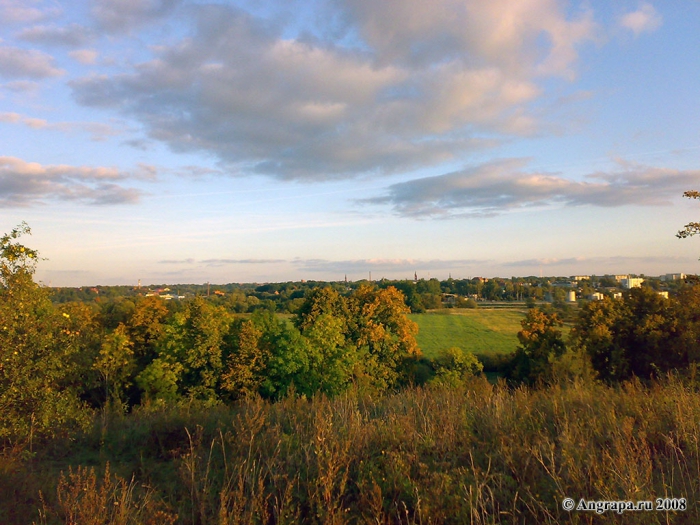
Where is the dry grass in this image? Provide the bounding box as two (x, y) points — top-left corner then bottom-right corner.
(4, 375), (699, 524)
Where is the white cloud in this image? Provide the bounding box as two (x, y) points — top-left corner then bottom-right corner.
(0, 45), (62, 79)
(158, 258), (195, 264)
(339, 0), (597, 78)
(0, 0), (60, 24)
(90, 0), (181, 33)
(0, 156), (148, 206)
(201, 258), (286, 266)
(1, 80), (39, 92)
(620, 3), (662, 36)
(71, 1), (597, 181)
(502, 256), (674, 269)
(0, 111), (46, 128)
(503, 257), (586, 267)
(294, 257), (487, 274)
(501, 255), (695, 275)
(17, 24), (94, 47)
(0, 112), (20, 123)
(69, 49), (99, 65)
(0, 111), (123, 141)
(157, 257), (286, 266)
(364, 158), (700, 218)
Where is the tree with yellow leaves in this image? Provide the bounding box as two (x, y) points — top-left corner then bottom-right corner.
(0, 223), (90, 446)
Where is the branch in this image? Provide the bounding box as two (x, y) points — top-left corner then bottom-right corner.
(678, 191), (700, 238)
(677, 222), (700, 239)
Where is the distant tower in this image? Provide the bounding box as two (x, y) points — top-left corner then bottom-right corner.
(345, 274), (347, 283)
(138, 279), (141, 289)
(414, 271), (417, 282)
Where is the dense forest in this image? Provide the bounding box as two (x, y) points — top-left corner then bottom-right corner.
(2, 223), (700, 523)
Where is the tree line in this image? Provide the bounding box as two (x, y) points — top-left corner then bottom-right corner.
(51, 271), (682, 316)
(3, 223), (700, 450)
(503, 286), (700, 386)
(3, 224), (481, 447)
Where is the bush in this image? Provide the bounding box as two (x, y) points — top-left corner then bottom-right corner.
(430, 347), (483, 387)
(456, 297), (478, 308)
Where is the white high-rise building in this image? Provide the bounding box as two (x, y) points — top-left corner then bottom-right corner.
(621, 278), (644, 289)
(660, 273), (686, 281)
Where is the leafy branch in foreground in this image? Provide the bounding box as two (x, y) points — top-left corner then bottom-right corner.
(676, 190), (700, 239)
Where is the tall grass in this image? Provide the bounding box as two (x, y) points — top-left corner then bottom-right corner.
(5, 375), (699, 524)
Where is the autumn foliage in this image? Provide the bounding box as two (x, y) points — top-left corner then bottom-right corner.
(3, 224), (700, 524)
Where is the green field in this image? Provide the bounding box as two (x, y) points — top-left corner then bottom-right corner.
(410, 309), (527, 358)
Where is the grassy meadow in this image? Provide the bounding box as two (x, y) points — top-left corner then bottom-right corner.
(5, 376), (699, 524)
(410, 309), (527, 359)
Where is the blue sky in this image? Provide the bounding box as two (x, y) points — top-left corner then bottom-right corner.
(1, 0), (699, 286)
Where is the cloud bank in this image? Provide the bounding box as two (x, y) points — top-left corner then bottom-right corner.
(0, 111), (123, 141)
(364, 158), (700, 218)
(0, 156), (149, 206)
(90, 0), (182, 33)
(71, 0), (597, 181)
(0, 45), (63, 79)
(17, 23), (95, 47)
(158, 258), (286, 265)
(296, 257), (487, 274)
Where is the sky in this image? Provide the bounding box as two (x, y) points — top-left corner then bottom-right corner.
(1, 0), (699, 286)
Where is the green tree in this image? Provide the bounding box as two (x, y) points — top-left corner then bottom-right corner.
(220, 318), (265, 400)
(0, 223), (90, 445)
(431, 347), (483, 387)
(347, 285), (421, 390)
(294, 286), (348, 331)
(289, 285), (421, 394)
(670, 285), (700, 370)
(94, 323), (134, 411)
(222, 290), (251, 313)
(255, 309), (309, 399)
(126, 296), (169, 369)
(482, 279), (501, 301)
(551, 287), (567, 308)
(135, 358), (183, 404)
(298, 312), (357, 396)
(56, 301), (103, 407)
(420, 293), (442, 310)
(571, 289), (680, 381)
(416, 278), (441, 295)
(155, 297), (230, 401)
(390, 281), (425, 313)
(100, 297), (136, 330)
(507, 308), (566, 385)
(236, 303), (358, 400)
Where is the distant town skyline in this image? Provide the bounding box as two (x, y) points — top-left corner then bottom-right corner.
(44, 270), (690, 289)
(1, 1), (699, 286)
